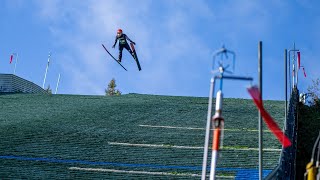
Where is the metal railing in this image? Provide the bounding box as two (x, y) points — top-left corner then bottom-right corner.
(266, 87), (299, 179)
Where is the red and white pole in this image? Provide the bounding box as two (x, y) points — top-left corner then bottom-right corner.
(210, 90), (224, 180)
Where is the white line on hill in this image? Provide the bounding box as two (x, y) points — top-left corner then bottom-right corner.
(108, 142), (281, 151)
(68, 167), (235, 178)
(69, 167), (200, 177)
(139, 124), (271, 132)
(139, 124), (204, 130)
(109, 142), (202, 149)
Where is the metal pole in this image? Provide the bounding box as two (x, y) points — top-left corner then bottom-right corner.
(292, 43), (296, 89)
(202, 77), (215, 180)
(296, 61), (298, 88)
(42, 52), (51, 89)
(202, 75), (254, 179)
(296, 51), (299, 88)
(203, 46), (253, 179)
(13, 53), (19, 75)
(209, 90), (223, 180)
(55, 73), (61, 94)
(289, 51), (291, 96)
(288, 45), (299, 95)
(294, 43), (299, 87)
(285, 49), (287, 127)
(215, 75), (253, 81)
(258, 41), (263, 180)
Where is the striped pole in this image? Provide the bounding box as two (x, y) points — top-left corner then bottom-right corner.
(209, 90), (224, 180)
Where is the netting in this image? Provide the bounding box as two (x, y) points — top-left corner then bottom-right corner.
(265, 88), (299, 179)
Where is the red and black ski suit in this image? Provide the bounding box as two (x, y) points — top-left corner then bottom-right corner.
(113, 34), (135, 62)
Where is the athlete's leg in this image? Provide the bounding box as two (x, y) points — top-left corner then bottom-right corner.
(124, 43), (135, 59)
(118, 45), (124, 62)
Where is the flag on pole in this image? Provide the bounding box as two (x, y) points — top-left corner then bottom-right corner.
(303, 67), (307, 77)
(247, 86), (292, 148)
(10, 54), (13, 64)
(297, 51), (301, 69)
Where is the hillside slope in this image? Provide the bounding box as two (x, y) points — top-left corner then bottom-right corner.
(0, 93), (285, 179)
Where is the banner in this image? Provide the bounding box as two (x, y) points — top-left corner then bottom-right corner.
(247, 86), (292, 148)
(10, 54), (13, 64)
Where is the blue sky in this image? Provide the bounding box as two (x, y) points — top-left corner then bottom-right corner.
(0, 0), (319, 100)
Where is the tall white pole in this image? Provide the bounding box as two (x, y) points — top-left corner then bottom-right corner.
(201, 77), (215, 180)
(55, 73), (61, 94)
(209, 90), (223, 180)
(13, 53), (19, 75)
(42, 52), (51, 89)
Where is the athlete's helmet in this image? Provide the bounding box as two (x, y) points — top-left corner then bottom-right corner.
(117, 29), (123, 33)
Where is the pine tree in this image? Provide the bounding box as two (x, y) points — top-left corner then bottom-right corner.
(46, 85), (52, 94)
(307, 78), (320, 106)
(106, 78), (121, 96)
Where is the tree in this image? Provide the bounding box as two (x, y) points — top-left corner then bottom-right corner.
(46, 85), (52, 94)
(106, 78), (121, 96)
(307, 78), (320, 106)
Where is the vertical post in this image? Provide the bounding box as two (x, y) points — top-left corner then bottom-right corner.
(296, 62), (298, 88)
(285, 49), (287, 127)
(258, 41), (263, 180)
(55, 73), (61, 94)
(209, 90), (224, 180)
(42, 52), (51, 89)
(296, 51), (299, 88)
(202, 77), (215, 180)
(292, 43), (296, 89)
(13, 53), (19, 75)
(289, 51), (291, 96)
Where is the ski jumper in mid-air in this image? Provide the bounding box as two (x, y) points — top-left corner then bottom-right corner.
(112, 29), (135, 62)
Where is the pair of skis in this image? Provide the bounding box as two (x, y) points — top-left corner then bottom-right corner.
(102, 43), (141, 71)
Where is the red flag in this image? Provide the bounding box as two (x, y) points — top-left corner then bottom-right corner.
(303, 67), (307, 77)
(247, 86), (292, 148)
(297, 52), (301, 69)
(10, 54), (13, 64)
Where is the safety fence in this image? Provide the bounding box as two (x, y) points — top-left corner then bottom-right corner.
(266, 87), (299, 179)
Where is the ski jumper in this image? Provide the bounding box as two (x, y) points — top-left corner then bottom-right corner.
(113, 33), (135, 62)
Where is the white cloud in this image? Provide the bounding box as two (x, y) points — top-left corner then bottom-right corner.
(31, 0), (215, 96)
(30, 0), (318, 98)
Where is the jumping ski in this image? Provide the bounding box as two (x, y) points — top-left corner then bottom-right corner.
(101, 44), (127, 71)
(130, 42), (142, 71)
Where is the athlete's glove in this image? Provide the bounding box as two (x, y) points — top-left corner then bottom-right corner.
(132, 42), (136, 45)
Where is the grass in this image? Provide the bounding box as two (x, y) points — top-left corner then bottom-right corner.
(0, 93), (286, 179)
